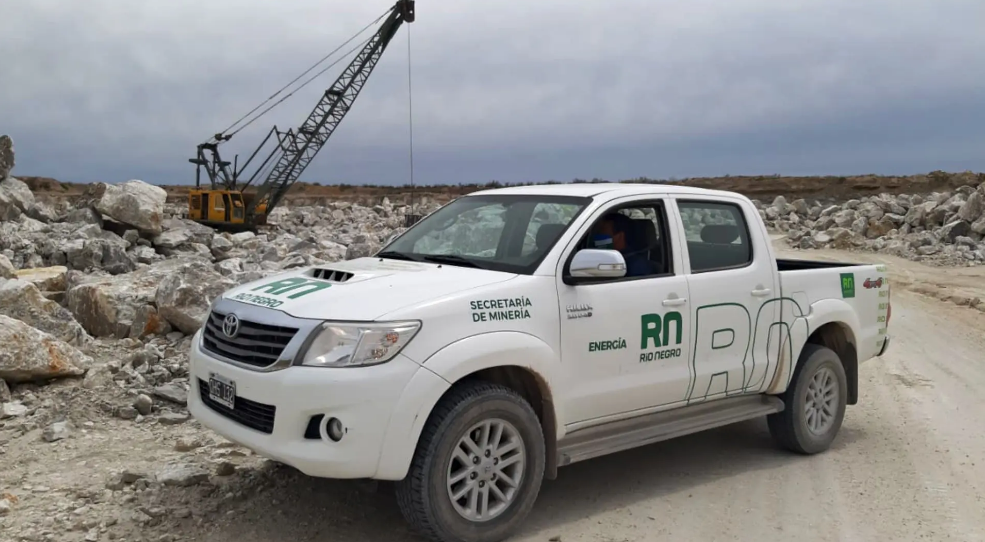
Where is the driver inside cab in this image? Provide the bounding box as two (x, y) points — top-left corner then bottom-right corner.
(591, 212), (656, 277)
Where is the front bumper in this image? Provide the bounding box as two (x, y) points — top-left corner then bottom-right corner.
(187, 330), (425, 479)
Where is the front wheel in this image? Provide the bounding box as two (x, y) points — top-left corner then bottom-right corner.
(767, 343), (848, 454)
(395, 381), (546, 542)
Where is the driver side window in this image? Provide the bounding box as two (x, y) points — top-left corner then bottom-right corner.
(569, 201), (673, 281)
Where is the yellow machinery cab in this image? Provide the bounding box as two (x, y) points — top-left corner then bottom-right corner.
(188, 190), (267, 230)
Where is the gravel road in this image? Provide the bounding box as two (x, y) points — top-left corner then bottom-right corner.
(4, 241), (984, 542)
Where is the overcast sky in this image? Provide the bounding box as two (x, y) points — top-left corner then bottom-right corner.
(3, 0), (985, 186)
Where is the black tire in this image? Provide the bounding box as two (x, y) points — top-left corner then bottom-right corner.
(767, 343), (848, 454)
(395, 381), (546, 542)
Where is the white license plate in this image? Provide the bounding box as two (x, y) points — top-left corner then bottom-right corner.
(208, 372), (236, 409)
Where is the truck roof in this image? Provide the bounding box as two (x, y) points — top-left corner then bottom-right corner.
(467, 182), (745, 201)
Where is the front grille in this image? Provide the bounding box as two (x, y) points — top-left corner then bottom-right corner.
(202, 310), (298, 368)
(198, 379), (276, 434)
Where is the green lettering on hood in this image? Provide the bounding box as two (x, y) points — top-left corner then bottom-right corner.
(251, 277), (332, 299)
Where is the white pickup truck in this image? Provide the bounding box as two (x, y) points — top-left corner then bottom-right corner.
(188, 184), (891, 542)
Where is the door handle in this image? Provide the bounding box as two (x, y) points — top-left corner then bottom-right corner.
(662, 298), (687, 307)
(751, 288), (771, 297)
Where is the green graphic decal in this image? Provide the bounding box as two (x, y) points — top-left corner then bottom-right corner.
(470, 296), (532, 322)
(251, 277), (332, 299)
(639, 311), (683, 363)
(589, 338), (627, 352)
(840, 273), (855, 298)
(712, 329), (735, 350)
(687, 302), (751, 401)
(683, 297), (810, 404)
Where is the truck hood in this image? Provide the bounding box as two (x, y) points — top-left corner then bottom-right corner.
(220, 257), (517, 321)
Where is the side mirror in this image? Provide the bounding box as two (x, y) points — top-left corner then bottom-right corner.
(569, 249), (627, 278)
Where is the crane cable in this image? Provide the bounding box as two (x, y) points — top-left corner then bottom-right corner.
(214, 8), (390, 141)
(227, 33), (376, 139)
(406, 21), (416, 214)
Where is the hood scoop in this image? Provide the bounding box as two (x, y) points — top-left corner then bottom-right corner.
(309, 268), (355, 283)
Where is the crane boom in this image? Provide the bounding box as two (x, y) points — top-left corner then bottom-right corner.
(187, 0), (415, 230)
(249, 0), (415, 219)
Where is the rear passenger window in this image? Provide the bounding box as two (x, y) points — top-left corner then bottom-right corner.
(677, 200), (752, 272)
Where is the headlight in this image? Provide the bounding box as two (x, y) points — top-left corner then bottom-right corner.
(300, 321), (421, 368)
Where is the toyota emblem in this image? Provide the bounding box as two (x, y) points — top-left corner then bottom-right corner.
(222, 313), (240, 339)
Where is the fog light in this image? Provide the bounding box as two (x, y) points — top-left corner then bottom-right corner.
(327, 417), (345, 442)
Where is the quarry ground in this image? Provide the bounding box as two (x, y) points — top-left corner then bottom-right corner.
(3, 237), (985, 542)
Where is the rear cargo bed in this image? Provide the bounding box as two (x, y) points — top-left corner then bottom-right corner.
(776, 258), (865, 272)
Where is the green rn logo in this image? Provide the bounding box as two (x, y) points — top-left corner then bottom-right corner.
(251, 277), (331, 299)
(639, 311), (684, 363)
(840, 273), (855, 299)
(640, 311), (683, 348)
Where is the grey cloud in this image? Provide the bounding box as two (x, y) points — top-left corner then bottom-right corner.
(2, 0), (984, 185)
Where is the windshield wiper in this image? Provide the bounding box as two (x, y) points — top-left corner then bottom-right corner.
(377, 250), (421, 262)
(421, 254), (486, 269)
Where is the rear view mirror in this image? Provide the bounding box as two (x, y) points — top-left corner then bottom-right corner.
(569, 249), (627, 278)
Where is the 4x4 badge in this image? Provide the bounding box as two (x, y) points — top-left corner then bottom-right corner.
(863, 277), (884, 289)
(566, 304), (593, 319)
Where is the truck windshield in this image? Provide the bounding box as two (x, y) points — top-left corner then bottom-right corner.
(380, 194), (592, 274)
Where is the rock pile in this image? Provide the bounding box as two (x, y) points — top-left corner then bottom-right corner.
(0, 148), (435, 392)
(754, 181), (985, 266)
(0, 145), (440, 539)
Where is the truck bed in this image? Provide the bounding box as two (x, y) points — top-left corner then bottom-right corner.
(776, 258), (866, 272)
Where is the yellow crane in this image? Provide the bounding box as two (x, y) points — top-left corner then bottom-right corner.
(187, 0), (416, 230)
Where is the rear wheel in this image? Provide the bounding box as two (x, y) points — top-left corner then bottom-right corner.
(768, 343), (848, 454)
(395, 381), (546, 542)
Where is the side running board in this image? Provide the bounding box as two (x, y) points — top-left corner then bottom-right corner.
(557, 395), (785, 467)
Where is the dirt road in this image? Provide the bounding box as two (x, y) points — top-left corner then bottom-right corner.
(4, 242), (985, 542)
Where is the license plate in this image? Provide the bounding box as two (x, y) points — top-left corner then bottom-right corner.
(208, 372), (236, 409)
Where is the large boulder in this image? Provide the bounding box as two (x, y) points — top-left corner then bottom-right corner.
(155, 261), (237, 334)
(0, 279), (90, 346)
(152, 218), (215, 249)
(866, 215), (897, 239)
(957, 191), (984, 223)
(0, 188), (21, 220)
(27, 202), (59, 223)
(0, 135), (13, 179)
(0, 254), (14, 279)
(65, 207), (103, 226)
(972, 216), (985, 235)
(14, 265), (67, 292)
(129, 305), (172, 339)
(66, 257), (203, 338)
(940, 220), (971, 243)
(67, 238), (135, 275)
(0, 314), (91, 383)
(90, 180), (167, 235)
(0, 177), (35, 215)
(832, 209), (857, 228)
